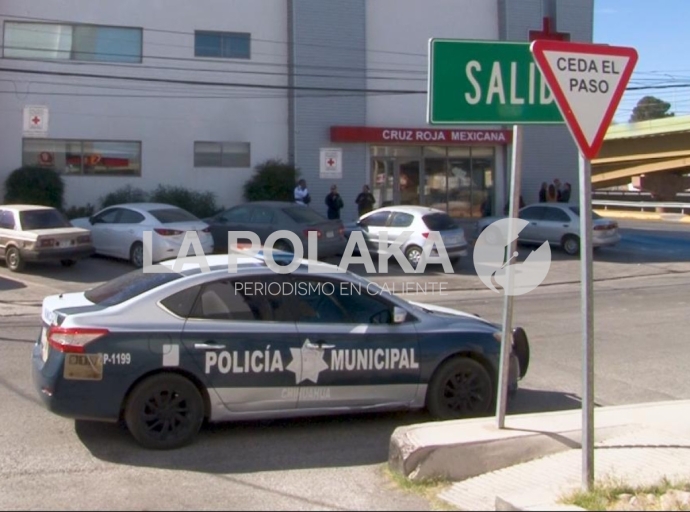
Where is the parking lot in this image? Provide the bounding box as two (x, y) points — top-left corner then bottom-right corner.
(1, 219), (689, 510)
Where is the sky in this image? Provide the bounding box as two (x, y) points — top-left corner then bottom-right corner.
(593, 0), (690, 123)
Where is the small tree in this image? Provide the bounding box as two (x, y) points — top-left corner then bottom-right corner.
(243, 159), (299, 202)
(629, 96), (675, 122)
(4, 166), (65, 210)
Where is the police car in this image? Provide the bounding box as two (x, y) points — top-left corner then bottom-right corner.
(32, 251), (529, 450)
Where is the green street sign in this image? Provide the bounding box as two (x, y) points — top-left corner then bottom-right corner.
(427, 39), (565, 125)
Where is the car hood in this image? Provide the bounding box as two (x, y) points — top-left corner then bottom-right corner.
(407, 300), (499, 329)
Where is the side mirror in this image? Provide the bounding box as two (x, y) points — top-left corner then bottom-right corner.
(393, 306), (408, 324)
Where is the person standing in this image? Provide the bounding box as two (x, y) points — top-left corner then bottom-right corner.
(294, 179), (311, 206)
(538, 182), (548, 203)
(355, 184), (376, 217)
(324, 184), (344, 220)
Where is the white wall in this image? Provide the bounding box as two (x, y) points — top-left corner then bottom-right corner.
(365, 0), (498, 127)
(0, 0), (288, 210)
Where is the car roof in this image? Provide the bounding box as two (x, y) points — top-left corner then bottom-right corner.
(0, 204), (56, 212)
(107, 203), (183, 211)
(368, 205), (447, 215)
(231, 201), (298, 209)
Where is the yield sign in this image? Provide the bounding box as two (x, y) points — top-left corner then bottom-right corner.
(530, 41), (638, 160)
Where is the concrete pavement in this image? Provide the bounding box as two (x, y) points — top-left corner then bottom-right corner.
(387, 400), (690, 511)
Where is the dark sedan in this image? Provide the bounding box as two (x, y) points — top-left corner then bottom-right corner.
(204, 201), (347, 259)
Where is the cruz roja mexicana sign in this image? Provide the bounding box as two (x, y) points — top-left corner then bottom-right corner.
(427, 39), (564, 124)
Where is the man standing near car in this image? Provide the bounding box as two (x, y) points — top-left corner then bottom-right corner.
(355, 184), (376, 217)
(324, 184), (344, 220)
(294, 179), (311, 206)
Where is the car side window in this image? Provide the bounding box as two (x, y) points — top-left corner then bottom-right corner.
(289, 277), (393, 324)
(93, 208), (122, 224)
(190, 279), (256, 321)
(519, 207), (545, 221)
(389, 212), (414, 227)
(360, 211), (390, 227)
(0, 210), (15, 230)
(117, 209), (146, 224)
(250, 207), (274, 224)
(224, 207), (251, 223)
(160, 285), (202, 318)
(542, 207), (571, 222)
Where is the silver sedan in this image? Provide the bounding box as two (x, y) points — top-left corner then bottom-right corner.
(475, 203), (621, 256)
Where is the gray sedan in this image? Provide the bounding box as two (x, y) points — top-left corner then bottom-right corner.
(476, 203), (621, 256)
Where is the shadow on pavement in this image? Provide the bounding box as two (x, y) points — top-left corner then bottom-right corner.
(5, 255), (132, 285)
(508, 388), (588, 415)
(0, 275), (27, 292)
(76, 410), (432, 473)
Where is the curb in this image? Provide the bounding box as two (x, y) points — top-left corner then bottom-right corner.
(495, 496), (586, 511)
(594, 208), (690, 223)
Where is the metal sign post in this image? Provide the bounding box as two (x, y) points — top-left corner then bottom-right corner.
(579, 152), (595, 489)
(496, 124), (523, 428)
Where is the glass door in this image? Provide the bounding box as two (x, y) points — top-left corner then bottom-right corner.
(396, 158), (420, 205)
(371, 157), (395, 208)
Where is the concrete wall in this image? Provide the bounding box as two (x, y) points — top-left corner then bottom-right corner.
(0, 0), (288, 210)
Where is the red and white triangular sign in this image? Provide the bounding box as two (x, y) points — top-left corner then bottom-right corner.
(530, 40), (638, 160)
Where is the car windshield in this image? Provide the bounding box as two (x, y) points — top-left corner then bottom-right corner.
(19, 209), (71, 230)
(149, 208), (199, 224)
(422, 212), (458, 230)
(283, 206), (327, 225)
(84, 268), (188, 306)
(569, 206), (602, 220)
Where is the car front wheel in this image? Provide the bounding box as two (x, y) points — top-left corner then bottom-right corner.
(561, 234), (580, 256)
(124, 373), (205, 450)
(5, 247), (25, 272)
(426, 357), (493, 420)
(130, 242), (144, 268)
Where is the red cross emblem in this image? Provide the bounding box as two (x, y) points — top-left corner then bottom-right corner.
(327, 158), (335, 167)
(32, 116), (41, 125)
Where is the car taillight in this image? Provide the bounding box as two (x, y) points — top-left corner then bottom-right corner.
(201, 227), (211, 233)
(47, 326), (109, 353)
(77, 235), (91, 244)
(38, 238), (56, 247)
(303, 229), (322, 239)
(338, 227), (344, 237)
(154, 228), (184, 236)
(594, 222), (617, 231)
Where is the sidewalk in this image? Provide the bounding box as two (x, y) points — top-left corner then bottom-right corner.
(594, 208), (690, 223)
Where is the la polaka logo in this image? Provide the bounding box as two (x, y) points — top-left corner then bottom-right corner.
(473, 218), (551, 296)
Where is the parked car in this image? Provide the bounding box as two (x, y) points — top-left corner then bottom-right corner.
(0, 204), (94, 272)
(203, 201), (347, 259)
(475, 203), (621, 256)
(32, 252), (529, 449)
(71, 203), (213, 267)
(344, 206), (469, 268)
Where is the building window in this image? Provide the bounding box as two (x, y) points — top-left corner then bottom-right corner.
(194, 31), (250, 59)
(22, 139), (142, 176)
(194, 142), (250, 168)
(3, 21), (142, 63)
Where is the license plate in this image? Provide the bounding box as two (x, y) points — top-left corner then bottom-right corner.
(326, 231), (334, 238)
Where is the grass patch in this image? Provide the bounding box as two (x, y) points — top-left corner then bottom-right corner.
(561, 476), (690, 510)
(382, 465), (459, 511)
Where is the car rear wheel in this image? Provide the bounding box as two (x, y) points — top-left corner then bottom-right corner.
(124, 373), (205, 450)
(426, 357), (493, 420)
(130, 242), (144, 268)
(5, 247), (25, 272)
(405, 245), (423, 269)
(60, 259), (76, 267)
(561, 234), (580, 256)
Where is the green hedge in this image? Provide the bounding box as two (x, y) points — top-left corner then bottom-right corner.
(3, 166), (65, 210)
(243, 159), (299, 202)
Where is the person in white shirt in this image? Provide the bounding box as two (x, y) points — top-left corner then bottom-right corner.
(294, 179), (311, 205)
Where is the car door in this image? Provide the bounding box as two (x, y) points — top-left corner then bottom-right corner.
(88, 207), (125, 256)
(357, 210), (392, 255)
(540, 206), (574, 244)
(287, 274), (421, 410)
(110, 208), (146, 260)
(178, 274), (304, 418)
(517, 206), (547, 243)
(0, 209), (16, 258)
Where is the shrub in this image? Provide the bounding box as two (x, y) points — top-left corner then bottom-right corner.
(243, 159), (299, 203)
(63, 203), (96, 220)
(100, 185), (149, 208)
(4, 166), (65, 210)
(149, 185), (219, 219)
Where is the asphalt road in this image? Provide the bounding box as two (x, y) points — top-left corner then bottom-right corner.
(0, 219), (689, 510)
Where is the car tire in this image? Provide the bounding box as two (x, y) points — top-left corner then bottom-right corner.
(124, 373), (205, 450)
(405, 245), (423, 269)
(449, 256), (461, 266)
(426, 357), (493, 420)
(273, 240), (293, 253)
(5, 246), (25, 272)
(561, 234), (580, 256)
(61, 259), (76, 267)
(130, 242), (144, 268)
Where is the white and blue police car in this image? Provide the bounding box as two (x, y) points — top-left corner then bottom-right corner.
(32, 252), (529, 449)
